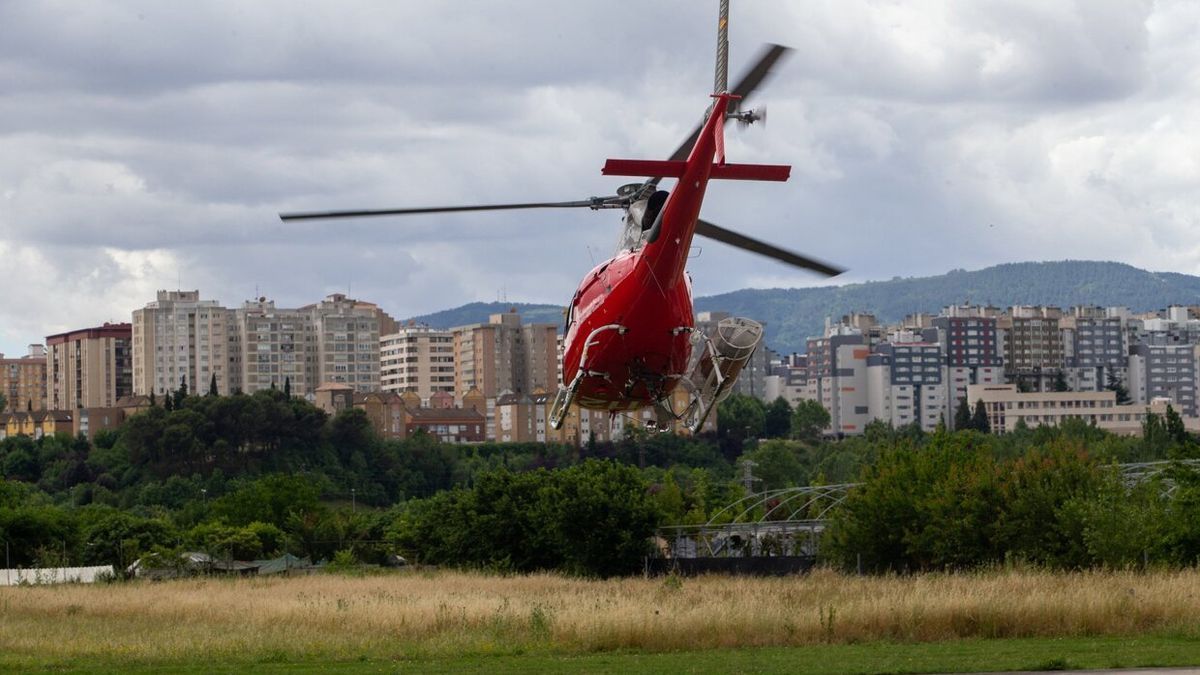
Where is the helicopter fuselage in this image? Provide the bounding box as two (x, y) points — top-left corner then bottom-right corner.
(561, 92), (768, 412)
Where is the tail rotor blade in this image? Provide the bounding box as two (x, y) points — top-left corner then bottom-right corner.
(695, 218), (844, 277)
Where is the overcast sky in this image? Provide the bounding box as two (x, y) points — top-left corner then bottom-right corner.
(2, 0), (1197, 355)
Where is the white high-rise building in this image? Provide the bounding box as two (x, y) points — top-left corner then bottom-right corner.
(132, 291), (234, 396)
(380, 323), (455, 404)
(234, 298), (312, 394)
(306, 293), (392, 394)
(134, 291), (395, 398)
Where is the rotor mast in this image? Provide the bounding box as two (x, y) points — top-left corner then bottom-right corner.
(714, 0), (730, 95)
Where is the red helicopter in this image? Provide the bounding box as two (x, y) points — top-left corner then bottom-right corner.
(281, 5), (843, 432)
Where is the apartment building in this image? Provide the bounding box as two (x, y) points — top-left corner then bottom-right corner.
(999, 306), (1065, 391)
(1128, 342), (1198, 417)
(234, 298), (313, 394)
(132, 290), (234, 396)
(47, 323), (133, 409)
(1061, 306), (1126, 392)
(453, 311), (559, 438)
(968, 384), (1200, 435)
(522, 322), (560, 399)
(805, 330), (870, 436)
(764, 353), (807, 407)
(380, 323), (455, 404)
(0, 345), (48, 412)
(931, 309), (1004, 426)
(133, 291), (394, 399)
(307, 294), (393, 393)
(866, 340), (947, 431)
(454, 312), (517, 399)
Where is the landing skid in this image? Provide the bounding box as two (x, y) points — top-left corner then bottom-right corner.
(551, 318), (761, 436)
(550, 323), (627, 430)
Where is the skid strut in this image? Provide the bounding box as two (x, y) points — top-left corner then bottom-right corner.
(550, 324), (627, 429)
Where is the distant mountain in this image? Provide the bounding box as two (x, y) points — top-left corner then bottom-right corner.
(405, 302), (565, 330)
(404, 261), (1200, 355)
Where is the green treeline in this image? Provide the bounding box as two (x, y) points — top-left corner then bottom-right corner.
(2, 390), (1200, 576)
(827, 411), (1200, 572)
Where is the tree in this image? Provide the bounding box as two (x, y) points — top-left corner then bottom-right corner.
(1054, 369), (1070, 392)
(762, 397), (792, 438)
(174, 375), (188, 409)
(390, 460), (657, 577)
(1164, 405), (1198, 459)
(790, 399), (831, 443)
(716, 394), (766, 441)
(284, 377), (292, 398)
(954, 397), (972, 431)
(972, 399), (990, 433)
(1142, 412), (1170, 458)
(553, 460), (659, 576)
(993, 442), (1106, 568)
(1105, 369), (1131, 405)
(743, 440), (806, 491)
(211, 474), (321, 528)
(209, 373), (219, 397)
(825, 433), (1002, 572)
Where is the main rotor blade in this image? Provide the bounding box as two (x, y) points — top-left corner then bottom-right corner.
(695, 218), (844, 277)
(729, 43), (791, 107)
(648, 44), (792, 188)
(280, 199), (610, 221)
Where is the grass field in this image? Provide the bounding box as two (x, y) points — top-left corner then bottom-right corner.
(2, 568), (1200, 672)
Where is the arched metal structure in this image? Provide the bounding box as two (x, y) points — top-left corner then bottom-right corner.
(705, 483), (858, 524)
(656, 484), (858, 561)
(1120, 458), (1200, 495)
(653, 458), (1200, 569)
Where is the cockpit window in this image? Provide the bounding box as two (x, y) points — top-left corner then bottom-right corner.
(614, 190), (669, 254)
(643, 191), (668, 230)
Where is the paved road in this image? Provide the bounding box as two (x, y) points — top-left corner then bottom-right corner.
(969, 662), (1200, 667)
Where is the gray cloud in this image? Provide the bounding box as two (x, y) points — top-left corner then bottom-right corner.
(2, 0), (1198, 355)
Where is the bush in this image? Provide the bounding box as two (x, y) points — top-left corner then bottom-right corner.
(390, 460), (658, 577)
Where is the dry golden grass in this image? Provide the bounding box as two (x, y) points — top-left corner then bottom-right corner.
(2, 567), (1199, 662)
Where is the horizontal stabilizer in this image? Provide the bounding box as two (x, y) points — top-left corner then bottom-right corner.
(602, 159), (687, 178)
(602, 159), (790, 182)
(710, 163), (791, 181)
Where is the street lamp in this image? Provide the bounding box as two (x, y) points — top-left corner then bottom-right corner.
(350, 488), (356, 512)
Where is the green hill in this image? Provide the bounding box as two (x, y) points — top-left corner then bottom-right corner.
(405, 302), (565, 330)
(405, 261), (1200, 354)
